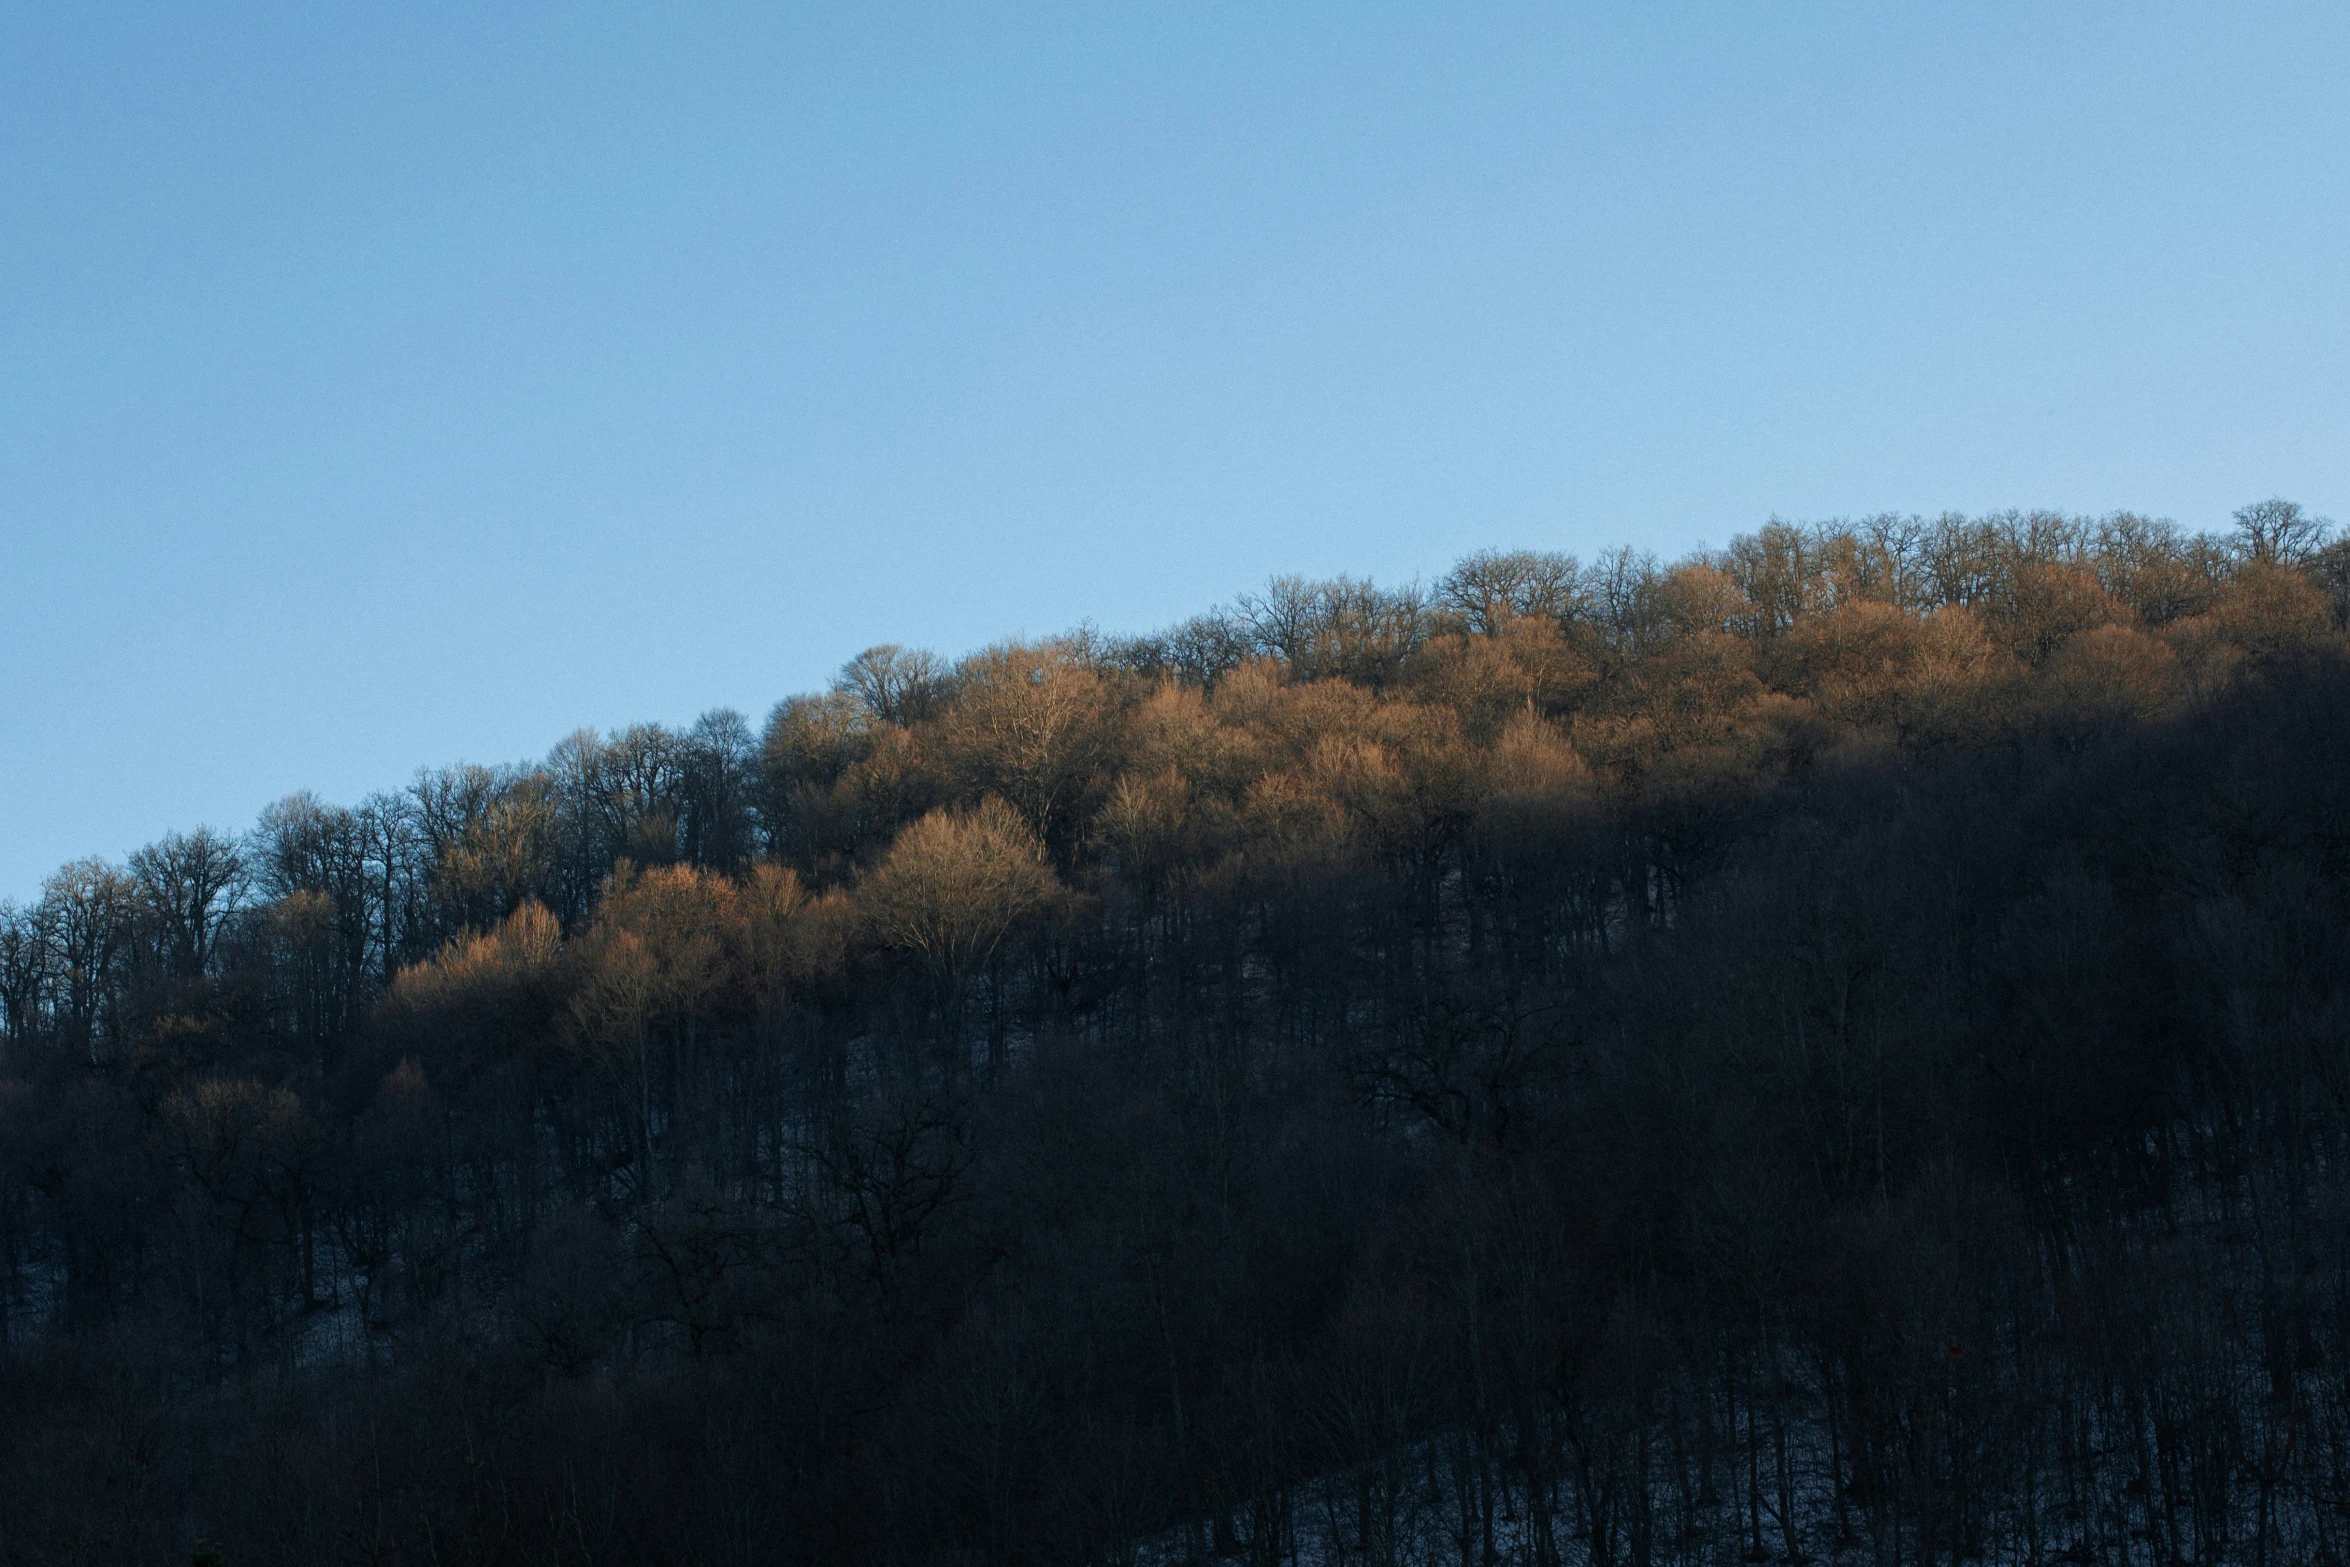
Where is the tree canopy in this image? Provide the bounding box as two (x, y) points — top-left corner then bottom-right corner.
(3, 503), (2349, 1565)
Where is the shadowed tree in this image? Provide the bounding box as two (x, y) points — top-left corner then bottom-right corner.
(680, 707), (759, 872)
(129, 827), (247, 980)
(758, 691), (878, 871)
(569, 867), (742, 1198)
(0, 901), (49, 1045)
(38, 858), (136, 1064)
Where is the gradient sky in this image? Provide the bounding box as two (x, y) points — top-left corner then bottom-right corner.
(5, 1), (2346, 898)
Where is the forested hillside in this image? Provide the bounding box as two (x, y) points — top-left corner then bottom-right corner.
(5, 503), (2350, 1566)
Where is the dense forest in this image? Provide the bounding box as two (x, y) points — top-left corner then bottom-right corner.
(4, 501), (2350, 1567)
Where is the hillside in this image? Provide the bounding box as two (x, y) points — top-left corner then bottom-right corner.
(4, 504), (2350, 1566)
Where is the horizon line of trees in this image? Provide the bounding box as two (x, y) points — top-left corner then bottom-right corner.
(11, 498), (2345, 1014)
(2, 497), (2349, 1565)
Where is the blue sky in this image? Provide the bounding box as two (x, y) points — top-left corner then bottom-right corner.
(4, 1), (2345, 896)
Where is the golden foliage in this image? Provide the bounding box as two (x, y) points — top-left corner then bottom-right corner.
(936, 643), (1114, 846)
(375, 521), (2350, 1003)
(387, 900), (564, 1014)
(2209, 560), (2335, 657)
(2038, 625), (2182, 723)
(858, 798), (1056, 982)
(1407, 615), (1595, 740)
(1994, 560), (2132, 664)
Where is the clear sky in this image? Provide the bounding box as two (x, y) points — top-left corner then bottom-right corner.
(4, 1), (2345, 898)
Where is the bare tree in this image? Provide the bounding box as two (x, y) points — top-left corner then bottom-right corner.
(837, 644), (950, 726)
(2232, 497), (2332, 565)
(680, 707), (757, 871)
(1437, 549), (1583, 635)
(129, 826), (247, 978)
(38, 858), (136, 1062)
